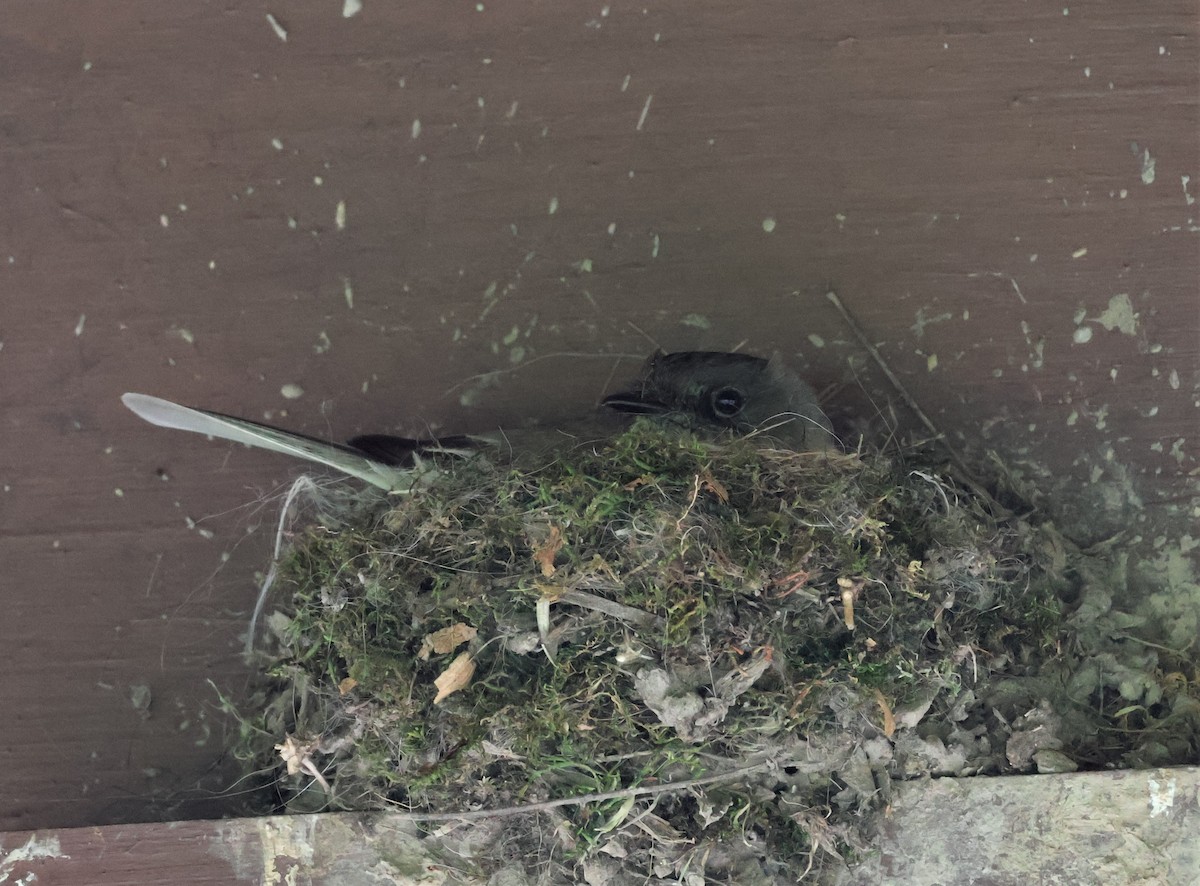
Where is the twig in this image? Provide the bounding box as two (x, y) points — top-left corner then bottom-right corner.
(560, 589), (664, 629)
(825, 290), (1013, 520)
(247, 475), (319, 656)
(377, 759), (780, 823)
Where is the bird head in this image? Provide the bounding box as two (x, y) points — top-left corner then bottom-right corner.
(602, 350), (836, 451)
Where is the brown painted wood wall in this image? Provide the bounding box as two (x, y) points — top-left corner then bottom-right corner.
(1, 2), (1196, 831)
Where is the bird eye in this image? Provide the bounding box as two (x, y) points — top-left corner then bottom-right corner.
(709, 386), (746, 419)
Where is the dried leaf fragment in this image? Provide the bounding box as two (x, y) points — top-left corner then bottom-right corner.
(433, 652), (476, 703)
(275, 733), (331, 791)
(338, 677), (358, 696)
(874, 688), (897, 737)
(837, 576), (862, 630)
(699, 469), (728, 503)
(418, 622), (478, 660)
(532, 524), (564, 576)
(276, 734), (310, 776)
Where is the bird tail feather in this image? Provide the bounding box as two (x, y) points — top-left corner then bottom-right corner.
(121, 393), (418, 492)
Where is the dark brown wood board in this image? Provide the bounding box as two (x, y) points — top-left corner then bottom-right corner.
(0, 1), (1195, 831)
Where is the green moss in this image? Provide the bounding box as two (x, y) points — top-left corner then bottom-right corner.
(221, 418), (1198, 880)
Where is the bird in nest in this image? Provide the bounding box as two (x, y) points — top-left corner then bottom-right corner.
(122, 350), (836, 493)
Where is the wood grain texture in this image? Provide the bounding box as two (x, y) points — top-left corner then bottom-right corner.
(0, 1), (1195, 830)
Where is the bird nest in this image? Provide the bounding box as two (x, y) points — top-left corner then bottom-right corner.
(220, 419), (1198, 884)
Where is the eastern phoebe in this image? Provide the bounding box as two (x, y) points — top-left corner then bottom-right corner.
(122, 351), (834, 492)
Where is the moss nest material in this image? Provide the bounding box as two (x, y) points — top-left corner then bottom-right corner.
(225, 420), (1199, 884)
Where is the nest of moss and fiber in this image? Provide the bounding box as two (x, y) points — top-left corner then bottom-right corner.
(226, 419), (1199, 884)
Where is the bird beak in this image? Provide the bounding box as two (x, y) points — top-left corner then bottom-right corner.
(600, 391), (671, 415)
(601, 349), (674, 415)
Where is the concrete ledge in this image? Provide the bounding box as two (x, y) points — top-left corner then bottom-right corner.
(2, 767), (1196, 884)
(850, 766), (1199, 886)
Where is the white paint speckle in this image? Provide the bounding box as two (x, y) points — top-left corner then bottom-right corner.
(1148, 776), (1176, 817)
(265, 13), (288, 42)
(621, 74), (631, 92)
(74, 314), (86, 337)
(548, 196), (559, 215)
(1095, 293), (1138, 335)
(342, 276), (354, 309)
(280, 384), (304, 400)
(651, 233), (660, 259)
(0, 835), (67, 872)
(114, 488), (124, 498)
(160, 214), (170, 228)
(1168, 369), (1180, 390)
(834, 212), (847, 230)
(607, 222), (617, 236)
(1083, 66), (1091, 78)
(636, 94), (654, 131)
(83, 61), (92, 71)
(335, 200), (347, 230)
(411, 119), (421, 139)
(926, 354), (938, 372)
(1182, 175), (1195, 206)
(910, 307), (952, 338)
(762, 217), (776, 233)
(1071, 247), (1087, 259)
(314, 176), (324, 186)
(1139, 148), (1156, 185)
(342, 0), (363, 18)
(1073, 326), (1093, 344)
(808, 334), (825, 348)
